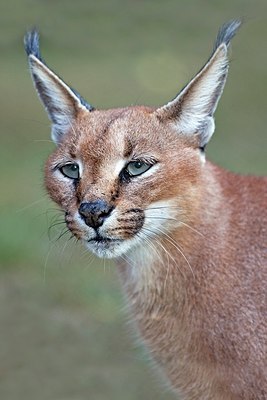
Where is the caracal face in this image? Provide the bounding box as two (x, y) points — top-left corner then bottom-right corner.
(45, 107), (202, 258)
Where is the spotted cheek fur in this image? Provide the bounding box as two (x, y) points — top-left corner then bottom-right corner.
(106, 208), (145, 240)
(63, 211), (80, 239)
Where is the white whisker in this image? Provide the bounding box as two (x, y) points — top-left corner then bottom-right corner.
(147, 206), (204, 238)
(143, 226), (195, 278)
(142, 228), (186, 279)
(15, 198), (47, 213)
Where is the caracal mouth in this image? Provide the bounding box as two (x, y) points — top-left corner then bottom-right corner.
(84, 234), (138, 259)
(87, 236), (123, 244)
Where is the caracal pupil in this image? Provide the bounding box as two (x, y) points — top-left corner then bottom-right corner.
(25, 19), (266, 400)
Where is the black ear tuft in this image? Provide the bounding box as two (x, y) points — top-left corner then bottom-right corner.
(213, 19), (242, 52)
(24, 29), (94, 113)
(24, 29), (95, 143)
(155, 19), (242, 149)
(24, 29), (43, 61)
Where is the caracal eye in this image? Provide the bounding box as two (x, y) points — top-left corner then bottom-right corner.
(60, 163), (80, 179)
(126, 161), (152, 177)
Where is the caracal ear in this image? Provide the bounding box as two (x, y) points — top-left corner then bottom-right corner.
(155, 19), (242, 150)
(24, 29), (94, 144)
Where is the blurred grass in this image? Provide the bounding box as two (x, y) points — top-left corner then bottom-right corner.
(0, 0), (266, 399)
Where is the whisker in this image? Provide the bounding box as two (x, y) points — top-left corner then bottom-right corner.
(47, 221), (66, 241)
(103, 257), (106, 274)
(21, 117), (49, 126)
(143, 226), (195, 278)
(156, 238), (172, 292)
(119, 253), (136, 269)
(49, 221), (66, 229)
(33, 139), (55, 143)
(142, 233), (175, 285)
(147, 216), (178, 221)
(179, 221), (204, 237)
(147, 215), (204, 238)
(59, 236), (71, 261)
(141, 229), (186, 279)
(147, 206), (181, 211)
(15, 198), (47, 213)
(35, 207), (65, 221)
(55, 228), (72, 242)
(136, 232), (162, 263)
(81, 252), (98, 270)
(43, 241), (57, 284)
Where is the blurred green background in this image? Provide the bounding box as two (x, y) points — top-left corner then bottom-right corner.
(0, 0), (266, 399)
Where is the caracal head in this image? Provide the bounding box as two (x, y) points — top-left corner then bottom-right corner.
(24, 20), (241, 258)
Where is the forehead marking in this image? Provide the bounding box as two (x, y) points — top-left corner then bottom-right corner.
(123, 138), (133, 158)
(101, 109), (128, 136)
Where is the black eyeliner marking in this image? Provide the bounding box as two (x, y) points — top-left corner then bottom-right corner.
(119, 168), (131, 184)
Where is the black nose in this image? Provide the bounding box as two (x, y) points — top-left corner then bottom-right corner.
(78, 200), (113, 229)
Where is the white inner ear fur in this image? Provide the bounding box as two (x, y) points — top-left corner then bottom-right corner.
(29, 55), (88, 143)
(29, 55), (88, 111)
(160, 44), (228, 147)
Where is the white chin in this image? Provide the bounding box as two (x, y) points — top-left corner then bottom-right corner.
(83, 239), (135, 259)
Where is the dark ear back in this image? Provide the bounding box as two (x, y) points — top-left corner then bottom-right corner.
(155, 19), (242, 149)
(24, 30), (94, 144)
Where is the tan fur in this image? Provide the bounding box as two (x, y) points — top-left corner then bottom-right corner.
(26, 22), (266, 399)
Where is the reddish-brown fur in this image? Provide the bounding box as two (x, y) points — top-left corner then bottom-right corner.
(26, 21), (266, 399)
